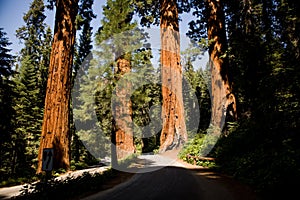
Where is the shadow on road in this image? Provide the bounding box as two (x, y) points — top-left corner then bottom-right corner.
(83, 165), (260, 200)
(189, 168), (260, 200)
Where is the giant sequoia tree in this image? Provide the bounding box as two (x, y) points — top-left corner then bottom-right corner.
(188, 0), (236, 129)
(206, 0), (236, 128)
(159, 0), (187, 152)
(96, 0), (137, 161)
(37, 0), (79, 173)
(134, 0), (189, 152)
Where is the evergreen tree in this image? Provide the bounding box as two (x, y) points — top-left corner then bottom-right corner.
(0, 29), (14, 78)
(13, 56), (42, 175)
(130, 50), (161, 153)
(13, 0), (52, 174)
(181, 45), (211, 132)
(0, 28), (15, 180)
(40, 26), (52, 100)
(71, 0), (97, 166)
(73, 0), (96, 78)
(16, 0), (52, 98)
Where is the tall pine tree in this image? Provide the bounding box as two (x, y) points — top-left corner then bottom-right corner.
(73, 0), (96, 79)
(0, 28), (15, 180)
(71, 0), (97, 166)
(13, 0), (52, 174)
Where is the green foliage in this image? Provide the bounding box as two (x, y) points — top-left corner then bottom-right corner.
(179, 133), (205, 159)
(181, 45), (211, 132)
(71, 0), (98, 170)
(0, 0), (53, 182)
(212, 118), (300, 198)
(73, 0), (96, 79)
(97, 0), (136, 44)
(0, 28), (15, 182)
(179, 132), (217, 168)
(130, 67), (162, 153)
(133, 0), (192, 27)
(0, 28), (14, 78)
(13, 55), (43, 174)
(133, 0), (160, 27)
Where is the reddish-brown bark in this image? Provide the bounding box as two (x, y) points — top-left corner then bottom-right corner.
(113, 58), (135, 160)
(159, 0), (187, 152)
(207, 0), (237, 128)
(37, 0), (78, 174)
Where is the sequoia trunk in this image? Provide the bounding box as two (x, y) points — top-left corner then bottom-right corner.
(159, 0), (187, 152)
(37, 0), (78, 174)
(207, 0), (237, 129)
(113, 57), (135, 160)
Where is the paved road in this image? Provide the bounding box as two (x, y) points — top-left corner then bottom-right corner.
(0, 185), (24, 200)
(0, 152), (259, 200)
(82, 153), (259, 200)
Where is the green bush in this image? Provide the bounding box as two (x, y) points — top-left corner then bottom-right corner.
(179, 131), (217, 168)
(211, 119), (300, 198)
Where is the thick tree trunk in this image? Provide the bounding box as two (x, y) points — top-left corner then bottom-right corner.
(207, 0), (237, 129)
(113, 57), (135, 160)
(37, 0), (78, 174)
(159, 0), (187, 153)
